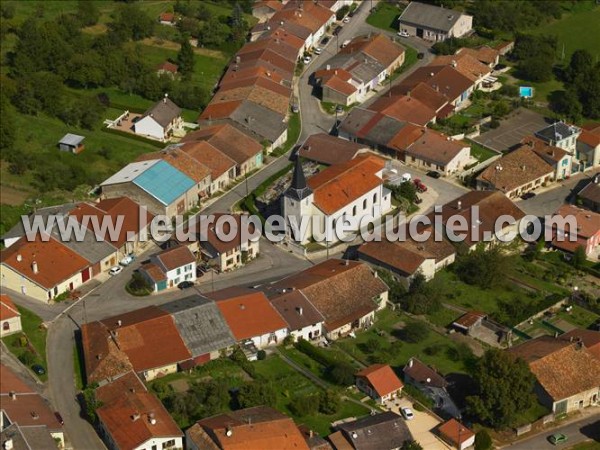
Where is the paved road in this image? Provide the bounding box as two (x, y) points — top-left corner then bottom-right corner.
(505, 413), (600, 450)
(515, 169), (600, 217)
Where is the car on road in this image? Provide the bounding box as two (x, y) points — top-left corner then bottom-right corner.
(426, 170), (441, 179)
(520, 192), (536, 200)
(400, 407), (414, 420)
(119, 255), (134, 266)
(178, 281), (195, 290)
(32, 364), (46, 375)
(109, 266), (123, 276)
(314, 47), (322, 55)
(54, 412), (64, 426)
(417, 52), (425, 59)
(342, 16), (350, 23)
(321, 36), (330, 45)
(548, 433), (568, 445)
(303, 55), (312, 64)
(333, 26), (343, 36)
(397, 30), (409, 37)
(414, 178), (427, 192)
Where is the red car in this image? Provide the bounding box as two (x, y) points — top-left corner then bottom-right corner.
(413, 178), (427, 193)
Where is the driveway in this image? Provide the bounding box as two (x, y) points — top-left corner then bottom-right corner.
(387, 397), (451, 450)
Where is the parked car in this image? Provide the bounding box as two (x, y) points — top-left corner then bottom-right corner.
(178, 281), (195, 290)
(321, 36), (330, 45)
(426, 170), (441, 179)
(335, 104), (344, 113)
(400, 407), (414, 420)
(401, 172), (412, 183)
(32, 364), (46, 375)
(303, 55), (312, 64)
(314, 47), (322, 55)
(414, 178), (427, 192)
(332, 26), (343, 36)
(414, 196), (423, 204)
(397, 30), (409, 37)
(417, 52), (425, 60)
(548, 433), (568, 445)
(119, 255), (134, 266)
(342, 16), (350, 23)
(54, 412), (64, 426)
(109, 266), (123, 276)
(520, 192), (536, 200)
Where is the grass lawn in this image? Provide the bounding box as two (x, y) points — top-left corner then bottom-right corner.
(1, 306), (48, 381)
(389, 44), (419, 81)
(427, 307), (462, 328)
(512, 401), (551, 428)
(366, 1), (404, 33)
(568, 442), (600, 450)
(468, 141), (499, 163)
(554, 305), (600, 329)
(272, 112), (301, 156)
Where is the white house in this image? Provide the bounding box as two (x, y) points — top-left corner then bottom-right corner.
(0, 294), (21, 337)
(270, 290), (325, 342)
(282, 154), (392, 245)
(133, 95), (183, 141)
(139, 245), (196, 292)
(355, 364), (404, 405)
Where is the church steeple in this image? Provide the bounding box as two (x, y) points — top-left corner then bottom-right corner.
(286, 157), (313, 201)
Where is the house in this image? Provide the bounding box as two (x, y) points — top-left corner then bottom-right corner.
(159, 295), (236, 367)
(0, 365), (64, 447)
(140, 245), (196, 292)
(282, 155), (392, 244)
(252, 0), (284, 22)
(186, 406), (309, 450)
(133, 95), (183, 141)
(58, 133), (85, 154)
(182, 124), (264, 178)
(403, 357), (448, 390)
(355, 364), (404, 404)
(358, 235), (456, 284)
(178, 141), (237, 194)
(425, 190), (526, 250)
(457, 45), (500, 68)
(270, 290), (325, 342)
(369, 95), (438, 127)
(156, 61), (178, 78)
(297, 133), (369, 166)
(158, 12), (176, 26)
(95, 371), (183, 450)
(314, 34), (406, 105)
(1, 422), (60, 450)
(401, 127), (471, 175)
(577, 123), (600, 171)
(81, 306), (192, 383)
(559, 329), (600, 361)
(550, 204), (600, 257)
(432, 53), (492, 88)
(101, 160), (200, 217)
(207, 287), (288, 351)
(508, 336), (600, 414)
(535, 121), (581, 156)
(437, 419), (475, 450)
(398, 2), (473, 42)
(452, 311), (486, 334)
(577, 174), (600, 212)
(521, 136), (572, 180)
(264, 260), (389, 340)
(476, 144), (555, 198)
(0, 233), (91, 302)
(0, 295), (21, 337)
(328, 411), (413, 450)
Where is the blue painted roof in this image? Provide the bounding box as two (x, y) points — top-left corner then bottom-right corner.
(133, 160), (195, 206)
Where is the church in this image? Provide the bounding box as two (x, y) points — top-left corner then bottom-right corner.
(282, 154), (392, 244)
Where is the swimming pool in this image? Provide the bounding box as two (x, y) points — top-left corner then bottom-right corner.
(520, 86), (533, 98)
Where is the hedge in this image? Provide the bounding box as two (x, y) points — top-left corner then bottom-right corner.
(294, 339), (337, 367)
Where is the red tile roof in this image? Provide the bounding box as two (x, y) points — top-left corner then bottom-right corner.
(322, 73), (357, 96)
(560, 329), (600, 361)
(156, 61), (178, 73)
(97, 374), (183, 450)
(1, 233), (90, 290)
(1, 364), (33, 394)
(438, 419), (475, 447)
(356, 364), (404, 398)
(406, 82), (449, 112)
(387, 123), (426, 154)
(553, 204), (600, 239)
(458, 45), (499, 65)
(307, 154), (386, 215)
(521, 136), (568, 164)
(298, 133), (367, 165)
(405, 128), (469, 166)
(155, 245), (195, 271)
(452, 311), (486, 329)
(370, 95), (436, 127)
(180, 141), (236, 180)
(199, 100), (244, 121)
(578, 127), (600, 148)
(433, 53), (491, 81)
(197, 213), (257, 254)
(183, 124), (263, 165)
(209, 288), (287, 341)
(159, 12), (175, 22)
(140, 262), (167, 283)
(0, 294), (20, 321)
(341, 33), (405, 68)
(403, 357), (447, 388)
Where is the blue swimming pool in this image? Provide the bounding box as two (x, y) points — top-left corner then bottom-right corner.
(520, 86), (533, 98)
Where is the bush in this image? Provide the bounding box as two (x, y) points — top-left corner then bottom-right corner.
(125, 273), (153, 296)
(401, 322), (430, 343)
(489, 119), (500, 129)
(290, 394), (319, 416)
(257, 350), (267, 360)
(474, 430), (493, 450)
(327, 361), (356, 386)
(18, 351), (36, 366)
(319, 390), (340, 414)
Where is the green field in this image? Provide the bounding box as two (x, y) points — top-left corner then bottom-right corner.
(468, 141), (499, 163)
(366, 1), (404, 33)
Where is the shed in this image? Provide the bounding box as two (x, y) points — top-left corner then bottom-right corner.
(58, 134), (85, 154)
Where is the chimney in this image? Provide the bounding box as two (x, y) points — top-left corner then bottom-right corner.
(163, 93), (168, 103)
(16, 254), (22, 262)
(457, 200), (462, 209)
(326, 64), (331, 70)
(408, 359), (413, 368)
(345, 259), (349, 266)
(297, 306), (303, 315)
(3, 438), (13, 450)
(9, 391), (16, 401)
(149, 413), (156, 425)
(407, 90), (411, 97)
(226, 427), (233, 437)
(32, 261), (38, 274)
(131, 413), (141, 421)
(117, 320), (122, 327)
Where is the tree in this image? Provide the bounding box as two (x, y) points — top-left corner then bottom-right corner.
(565, 49), (594, 84)
(454, 245), (508, 289)
(401, 322), (429, 343)
(198, 17), (230, 48)
(474, 430), (493, 450)
(401, 440), (423, 450)
(77, 0), (100, 26)
(177, 39), (195, 80)
(466, 349), (536, 428)
(571, 245), (587, 269)
(237, 381), (277, 408)
(376, 270), (406, 303)
(229, 3), (246, 42)
(110, 3), (155, 41)
(549, 89), (582, 123)
(290, 394), (319, 416)
(319, 390), (340, 414)
(0, 93), (16, 152)
(328, 361), (355, 386)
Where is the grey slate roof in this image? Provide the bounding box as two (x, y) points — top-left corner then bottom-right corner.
(59, 133), (85, 146)
(535, 121), (580, 143)
(160, 295), (236, 357)
(229, 100), (287, 143)
(286, 158), (313, 201)
(2, 204), (76, 241)
(338, 108), (377, 137)
(336, 411), (413, 450)
(52, 216), (117, 264)
(399, 2), (467, 32)
(142, 97), (182, 128)
(319, 53), (384, 84)
(1, 423), (58, 450)
(364, 115), (408, 145)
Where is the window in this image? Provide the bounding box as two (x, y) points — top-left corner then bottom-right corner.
(163, 441), (176, 449)
(352, 206), (357, 215)
(176, 268), (181, 275)
(363, 199), (367, 210)
(2, 322), (9, 331)
(373, 193), (377, 203)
